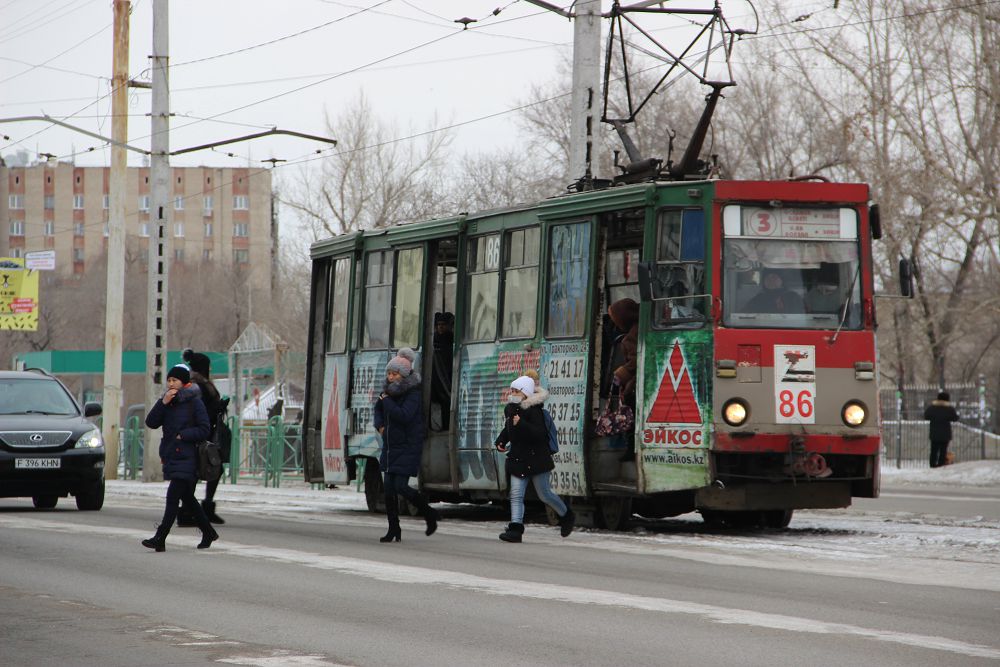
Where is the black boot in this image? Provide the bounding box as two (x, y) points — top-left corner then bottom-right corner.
(194, 505), (219, 549)
(380, 519), (401, 543)
(203, 500), (225, 525)
(141, 524), (169, 552)
(413, 494), (439, 536)
(176, 502), (198, 527)
(558, 508), (576, 538)
(499, 522), (524, 543)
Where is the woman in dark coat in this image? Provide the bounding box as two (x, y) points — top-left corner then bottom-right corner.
(141, 363), (218, 552)
(494, 374), (574, 543)
(372, 348), (439, 542)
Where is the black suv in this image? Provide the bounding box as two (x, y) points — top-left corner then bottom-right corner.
(0, 369), (105, 510)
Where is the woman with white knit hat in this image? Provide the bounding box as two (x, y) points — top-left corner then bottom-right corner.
(372, 348), (439, 542)
(494, 373), (574, 542)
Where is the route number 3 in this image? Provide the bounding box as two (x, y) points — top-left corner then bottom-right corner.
(751, 212), (777, 236)
(778, 389), (813, 419)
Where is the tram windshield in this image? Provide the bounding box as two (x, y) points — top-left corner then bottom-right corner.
(721, 205), (863, 330)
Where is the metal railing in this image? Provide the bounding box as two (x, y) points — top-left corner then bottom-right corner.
(881, 421), (1000, 469)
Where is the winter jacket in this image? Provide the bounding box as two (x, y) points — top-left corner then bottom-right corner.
(373, 373), (425, 477)
(497, 388), (554, 479)
(145, 384), (211, 481)
(191, 370), (223, 439)
(924, 400), (959, 443)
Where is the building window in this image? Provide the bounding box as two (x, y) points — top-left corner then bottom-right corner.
(174, 196), (184, 211)
(73, 248), (85, 262)
(73, 194), (85, 209)
(44, 195), (55, 210)
(233, 249), (249, 264)
(139, 195), (150, 212)
(10, 247), (23, 259)
(44, 221), (55, 236)
(9, 220), (24, 236)
(8, 195), (24, 209)
(203, 195), (213, 215)
(204, 222), (213, 237)
(140, 223), (150, 237)
(103, 223), (109, 237)
(174, 248), (185, 262)
(103, 194), (110, 209)
(174, 222), (184, 237)
(233, 223), (248, 237)
(233, 195), (249, 210)
(74, 222), (85, 237)
(203, 249), (213, 261)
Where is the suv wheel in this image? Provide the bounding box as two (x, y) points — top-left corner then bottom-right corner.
(75, 478), (105, 511)
(32, 495), (58, 509)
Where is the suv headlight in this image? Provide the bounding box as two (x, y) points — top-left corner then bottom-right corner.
(842, 401), (867, 427)
(722, 399), (750, 427)
(75, 427), (104, 448)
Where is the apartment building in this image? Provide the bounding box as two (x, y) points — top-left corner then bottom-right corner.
(0, 161), (273, 295)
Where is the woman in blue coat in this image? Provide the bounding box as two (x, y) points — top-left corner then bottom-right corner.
(141, 364), (219, 552)
(372, 348), (439, 542)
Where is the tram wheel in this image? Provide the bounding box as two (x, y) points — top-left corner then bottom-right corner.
(760, 509), (793, 529)
(363, 459), (384, 513)
(595, 496), (632, 531)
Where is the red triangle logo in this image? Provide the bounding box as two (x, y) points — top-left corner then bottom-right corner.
(647, 340), (702, 424)
(324, 365), (342, 450)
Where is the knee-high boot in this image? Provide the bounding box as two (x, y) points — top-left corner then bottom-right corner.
(381, 497), (401, 542)
(194, 505), (219, 549)
(413, 493), (439, 536)
(141, 524), (170, 552)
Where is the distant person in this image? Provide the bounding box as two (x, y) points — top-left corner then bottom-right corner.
(179, 349), (228, 525)
(142, 364), (218, 552)
(373, 348), (439, 542)
(924, 391), (959, 468)
(805, 282), (842, 314)
(430, 312), (454, 431)
(745, 270), (805, 314)
(607, 298), (639, 399)
(494, 374), (574, 543)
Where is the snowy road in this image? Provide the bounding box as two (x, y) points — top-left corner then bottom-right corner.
(1, 462), (998, 666)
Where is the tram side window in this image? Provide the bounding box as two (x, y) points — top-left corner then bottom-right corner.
(393, 247), (424, 349)
(501, 227), (540, 339)
(652, 209), (706, 330)
(363, 250), (393, 349)
(465, 234), (500, 341)
(326, 257), (350, 353)
(547, 222), (591, 338)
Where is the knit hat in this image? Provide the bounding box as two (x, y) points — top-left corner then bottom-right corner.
(937, 391), (950, 401)
(608, 297), (639, 330)
(182, 348), (211, 377)
(510, 375), (535, 396)
(167, 363), (191, 385)
(386, 347), (417, 377)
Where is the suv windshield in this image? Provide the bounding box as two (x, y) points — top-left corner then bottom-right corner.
(0, 378), (79, 415)
(721, 205), (862, 330)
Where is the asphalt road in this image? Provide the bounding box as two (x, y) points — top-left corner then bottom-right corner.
(1, 486), (998, 667)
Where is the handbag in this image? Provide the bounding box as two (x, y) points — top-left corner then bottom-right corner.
(595, 383), (635, 436)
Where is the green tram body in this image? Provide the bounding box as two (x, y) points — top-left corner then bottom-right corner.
(303, 179), (881, 528)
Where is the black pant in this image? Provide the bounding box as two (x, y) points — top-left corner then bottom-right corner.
(383, 472), (420, 525)
(930, 440), (950, 468)
(160, 478), (210, 529)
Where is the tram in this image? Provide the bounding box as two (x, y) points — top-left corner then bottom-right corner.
(301, 177), (886, 529)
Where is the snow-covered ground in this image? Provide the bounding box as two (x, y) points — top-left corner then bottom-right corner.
(105, 461), (1000, 592)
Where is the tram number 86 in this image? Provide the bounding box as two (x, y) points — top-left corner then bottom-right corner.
(778, 389), (813, 419)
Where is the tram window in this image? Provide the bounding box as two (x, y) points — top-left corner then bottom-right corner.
(363, 250), (393, 349)
(652, 209), (706, 330)
(326, 257), (350, 353)
(393, 247), (424, 349)
(606, 249), (641, 304)
(465, 234), (500, 341)
(501, 227), (539, 339)
(547, 222), (591, 338)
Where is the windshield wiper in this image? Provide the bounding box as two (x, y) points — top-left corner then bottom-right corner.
(830, 263), (862, 344)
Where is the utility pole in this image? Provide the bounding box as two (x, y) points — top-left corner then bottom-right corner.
(525, 0), (603, 182)
(143, 0), (170, 481)
(102, 0), (129, 480)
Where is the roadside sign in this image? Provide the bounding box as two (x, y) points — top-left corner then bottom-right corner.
(25, 250), (56, 271)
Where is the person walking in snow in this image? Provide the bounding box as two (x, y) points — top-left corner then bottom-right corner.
(141, 363), (219, 552)
(494, 373), (574, 543)
(924, 391), (960, 468)
(372, 348), (439, 542)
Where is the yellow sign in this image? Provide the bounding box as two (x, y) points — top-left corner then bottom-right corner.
(0, 258), (40, 331)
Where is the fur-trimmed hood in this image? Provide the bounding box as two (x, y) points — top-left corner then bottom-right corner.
(931, 399), (952, 407)
(518, 387), (549, 409)
(383, 371), (422, 397)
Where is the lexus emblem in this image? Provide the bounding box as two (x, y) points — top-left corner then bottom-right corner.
(29, 433), (43, 443)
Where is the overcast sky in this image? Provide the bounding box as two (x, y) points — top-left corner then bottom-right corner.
(0, 1), (775, 173)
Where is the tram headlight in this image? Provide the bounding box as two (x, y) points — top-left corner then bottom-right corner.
(842, 401), (867, 427)
(722, 399), (749, 427)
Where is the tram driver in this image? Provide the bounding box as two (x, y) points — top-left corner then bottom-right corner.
(744, 269), (805, 314)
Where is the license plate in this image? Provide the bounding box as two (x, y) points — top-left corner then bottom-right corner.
(15, 458), (60, 469)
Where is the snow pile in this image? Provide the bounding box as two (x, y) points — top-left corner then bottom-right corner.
(880, 460), (1000, 487)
